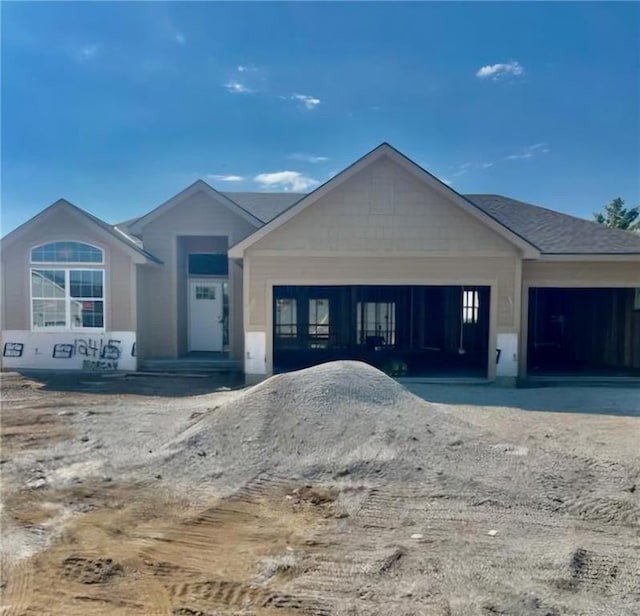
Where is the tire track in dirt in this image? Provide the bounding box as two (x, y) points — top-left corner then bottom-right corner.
(167, 578), (332, 615)
(131, 478), (337, 615)
(2, 557), (34, 616)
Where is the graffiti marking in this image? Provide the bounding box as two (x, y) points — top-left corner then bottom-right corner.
(82, 359), (118, 371)
(3, 342), (24, 358)
(53, 343), (74, 359)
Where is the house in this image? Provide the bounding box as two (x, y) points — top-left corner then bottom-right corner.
(2, 143), (639, 384)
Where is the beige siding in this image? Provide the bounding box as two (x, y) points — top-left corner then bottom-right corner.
(251, 157), (518, 255)
(523, 261), (640, 287)
(136, 190), (257, 358)
(1, 206), (137, 332)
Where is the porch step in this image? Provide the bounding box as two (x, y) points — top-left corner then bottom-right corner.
(139, 358), (243, 374)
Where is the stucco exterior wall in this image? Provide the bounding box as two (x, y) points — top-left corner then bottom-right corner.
(135, 190), (258, 358)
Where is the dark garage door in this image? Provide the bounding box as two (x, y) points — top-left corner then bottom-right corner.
(528, 287), (640, 376)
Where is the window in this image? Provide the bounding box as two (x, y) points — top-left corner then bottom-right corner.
(462, 290), (479, 324)
(308, 298), (330, 347)
(31, 241), (103, 263)
(30, 242), (105, 330)
(275, 298), (297, 338)
(357, 302), (396, 347)
(31, 270), (104, 330)
(195, 285), (216, 300)
(188, 254), (228, 276)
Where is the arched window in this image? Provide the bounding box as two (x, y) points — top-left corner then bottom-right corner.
(30, 242), (105, 330)
(31, 241), (103, 264)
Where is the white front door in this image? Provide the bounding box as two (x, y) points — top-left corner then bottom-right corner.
(188, 279), (224, 352)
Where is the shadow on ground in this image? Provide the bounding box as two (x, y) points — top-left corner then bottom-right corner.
(5, 369), (640, 416)
(404, 382), (640, 417)
(8, 370), (246, 397)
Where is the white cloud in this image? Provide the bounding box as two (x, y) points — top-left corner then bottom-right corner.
(237, 64), (258, 72)
(452, 161), (494, 177)
(507, 143), (549, 160)
(288, 153), (329, 163)
(174, 33), (186, 45)
(290, 93), (321, 110)
(207, 174), (245, 182)
(254, 171), (318, 192)
(476, 61), (524, 81)
(224, 82), (253, 94)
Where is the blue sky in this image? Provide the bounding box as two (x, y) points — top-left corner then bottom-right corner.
(2, 1), (639, 234)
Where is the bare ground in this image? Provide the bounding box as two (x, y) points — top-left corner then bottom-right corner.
(1, 370), (639, 615)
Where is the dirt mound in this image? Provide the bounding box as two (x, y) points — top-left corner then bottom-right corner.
(159, 361), (473, 493)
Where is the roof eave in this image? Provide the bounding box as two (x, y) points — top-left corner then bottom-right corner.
(535, 252), (640, 262)
(1, 199), (162, 265)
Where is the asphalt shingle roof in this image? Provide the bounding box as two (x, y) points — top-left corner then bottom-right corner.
(221, 191), (306, 223)
(466, 194), (640, 255)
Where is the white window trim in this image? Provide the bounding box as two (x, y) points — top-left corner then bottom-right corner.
(30, 240), (105, 265)
(29, 267), (107, 333)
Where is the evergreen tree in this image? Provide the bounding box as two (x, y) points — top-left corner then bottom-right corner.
(593, 198), (639, 231)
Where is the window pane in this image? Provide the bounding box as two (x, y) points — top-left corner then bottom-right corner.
(33, 299), (66, 328)
(72, 300), (104, 328)
(31, 270), (65, 298)
(463, 290), (479, 324)
(70, 270), (103, 298)
(275, 298), (297, 337)
(195, 285), (216, 300)
(357, 301), (396, 346)
(309, 298), (330, 338)
(31, 242), (103, 263)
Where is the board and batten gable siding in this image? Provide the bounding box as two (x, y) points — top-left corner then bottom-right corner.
(135, 189), (258, 358)
(249, 157), (518, 254)
(1, 206), (137, 332)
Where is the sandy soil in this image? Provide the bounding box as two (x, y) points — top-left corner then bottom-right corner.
(1, 369), (639, 616)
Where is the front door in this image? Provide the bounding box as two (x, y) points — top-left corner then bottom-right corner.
(188, 279), (224, 352)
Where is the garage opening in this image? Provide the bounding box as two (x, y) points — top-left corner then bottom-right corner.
(528, 287), (640, 376)
(273, 285), (490, 377)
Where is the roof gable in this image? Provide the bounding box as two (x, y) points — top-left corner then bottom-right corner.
(1, 199), (161, 264)
(129, 180), (263, 234)
(229, 143), (540, 258)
